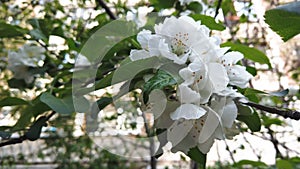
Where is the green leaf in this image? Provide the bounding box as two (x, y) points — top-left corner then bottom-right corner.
(143, 70), (177, 103)
(30, 29), (47, 41)
(221, 0), (236, 16)
(243, 88), (266, 95)
(276, 159), (293, 169)
(187, 2), (203, 13)
(12, 95), (51, 132)
(237, 110), (261, 132)
(269, 89), (289, 97)
(221, 42), (272, 68)
(0, 97), (28, 107)
(0, 21), (27, 38)
(246, 66), (257, 76)
(8, 78), (34, 90)
(265, 1), (300, 41)
(237, 103), (253, 116)
(233, 160), (268, 168)
(187, 147), (207, 169)
(24, 116), (47, 141)
(150, 0), (176, 10)
(0, 131), (11, 139)
(40, 92), (75, 114)
(75, 57), (164, 96)
(91, 97), (113, 119)
(190, 14), (225, 31)
(262, 115), (284, 128)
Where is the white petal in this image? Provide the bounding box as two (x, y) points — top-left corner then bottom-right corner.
(137, 30), (152, 49)
(213, 124), (225, 140)
(179, 67), (194, 86)
(177, 84), (200, 104)
(228, 65), (253, 88)
(198, 107), (221, 143)
(148, 35), (162, 56)
(222, 100), (238, 128)
(197, 135), (215, 154)
(129, 49), (151, 61)
(170, 104), (206, 120)
(167, 119), (194, 147)
(208, 63), (229, 92)
(222, 51), (244, 65)
(198, 79), (213, 104)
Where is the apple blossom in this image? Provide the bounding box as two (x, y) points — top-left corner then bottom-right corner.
(220, 51), (253, 88)
(131, 15), (253, 155)
(7, 44), (46, 83)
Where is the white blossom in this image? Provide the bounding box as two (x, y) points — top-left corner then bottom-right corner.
(126, 6), (154, 28)
(220, 51), (253, 88)
(131, 15), (253, 155)
(7, 44), (46, 83)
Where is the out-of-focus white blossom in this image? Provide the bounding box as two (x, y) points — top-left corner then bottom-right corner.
(7, 44), (46, 83)
(126, 6), (154, 28)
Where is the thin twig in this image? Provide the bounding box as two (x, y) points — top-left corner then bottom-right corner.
(96, 0), (117, 20)
(214, 0), (223, 19)
(241, 101), (300, 120)
(266, 127), (283, 158)
(224, 139), (236, 163)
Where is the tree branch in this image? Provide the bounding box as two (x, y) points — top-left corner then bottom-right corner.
(96, 0), (117, 20)
(241, 101), (300, 120)
(0, 111), (56, 147)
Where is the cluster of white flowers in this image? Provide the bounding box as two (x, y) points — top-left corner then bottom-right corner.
(129, 16), (253, 154)
(126, 6), (154, 28)
(7, 44), (46, 84)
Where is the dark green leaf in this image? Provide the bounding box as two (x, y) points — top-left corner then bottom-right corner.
(143, 70), (177, 103)
(12, 95), (50, 132)
(40, 92), (74, 114)
(237, 103), (253, 115)
(0, 21), (27, 38)
(264, 1), (300, 41)
(221, 42), (272, 68)
(25, 116), (47, 141)
(237, 110), (261, 132)
(190, 14), (225, 31)
(150, 0), (176, 10)
(0, 97), (28, 107)
(246, 66), (257, 76)
(8, 78), (34, 90)
(91, 97), (113, 119)
(187, 147), (206, 169)
(0, 131), (11, 139)
(187, 2), (203, 13)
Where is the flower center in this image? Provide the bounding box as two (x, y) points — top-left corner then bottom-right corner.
(171, 32), (190, 56)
